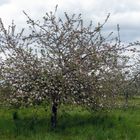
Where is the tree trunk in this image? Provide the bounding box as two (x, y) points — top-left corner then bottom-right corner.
(124, 91), (128, 108)
(51, 102), (58, 128)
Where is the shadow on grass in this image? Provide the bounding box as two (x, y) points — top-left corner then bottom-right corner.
(7, 111), (118, 137)
(58, 112), (115, 130)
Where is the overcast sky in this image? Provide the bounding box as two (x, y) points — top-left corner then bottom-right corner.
(0, 0), (140, 43)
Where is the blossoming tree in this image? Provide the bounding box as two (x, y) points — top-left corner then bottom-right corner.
(0, 8), (130, 127)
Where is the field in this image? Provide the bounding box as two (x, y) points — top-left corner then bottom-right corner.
(0, 97), (140, 140)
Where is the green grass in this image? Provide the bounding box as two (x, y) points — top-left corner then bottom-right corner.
(0, 99), (140, 140)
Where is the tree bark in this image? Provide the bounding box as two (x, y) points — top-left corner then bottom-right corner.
(124, 91), (128, 109)
(51, 102), (58, 128)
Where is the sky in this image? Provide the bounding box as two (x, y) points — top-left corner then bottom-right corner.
(0, 0), (140, 43)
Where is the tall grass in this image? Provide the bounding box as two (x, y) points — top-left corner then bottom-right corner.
(0, 101), (140, 140)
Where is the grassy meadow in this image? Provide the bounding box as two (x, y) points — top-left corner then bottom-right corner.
(0, 97), (140, 140)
